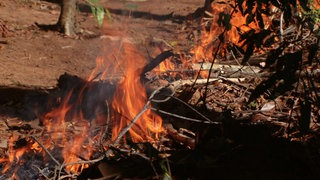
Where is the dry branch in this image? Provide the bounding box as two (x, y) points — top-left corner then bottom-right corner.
(30, 135), (63, 169)
(140, 50), (174, 81)
(165, 123), (195, 149)
(105, 86), (165, 157)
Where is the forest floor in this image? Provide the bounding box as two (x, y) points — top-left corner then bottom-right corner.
(0, 0), (201, 87)
(1, 0), (320, 179)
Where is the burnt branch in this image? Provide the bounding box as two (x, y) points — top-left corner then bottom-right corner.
(139, 50), (174, 82)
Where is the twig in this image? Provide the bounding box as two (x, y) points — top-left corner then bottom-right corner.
(113, 105), (149, 145)
(150, 107), (220, 124)
(140, 50), (174, 79)
(152, 37), (175, 49)
(30, 135), (64, 171)
(232, 109), (289, 115)
(202, 4), (239, 108)
(88, 176), (118, 180)
(100, 100), (110, 146)
(32, 165), (50, 180)
(112, 54), (126, 78)
(165, 123), (195, 149)
(116, 148), (151, 161)
(150, 161), (160, 179)
(58, 155), (105, 179)
(105, 86), (165, 157)
(229, 49), (262, 82)
(168, 95), (213, 123)
(151, 77), (243, 103)
(149, 83), (180, 103)
(280, 11), (284, 43)
(165, 157), (171, 178)
(218, 76), (250, 90)
(58, 174), (77, 180)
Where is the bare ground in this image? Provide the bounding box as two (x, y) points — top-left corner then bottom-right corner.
(0, 0), (202, 87)
(1, 1), (320, 179)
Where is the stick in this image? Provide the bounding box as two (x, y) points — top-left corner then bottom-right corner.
(150, 107), (220, 124)
(168, 95), (213, 123)
(105, 86), (165, 157)
(100, 100), (110, 146)
(58, 155), (105, 179)
(165, 123), (195, 149)
(140, 50), (174, 79)
(280, 11), (284, 43)
(32, 165), (50, 180)
(30, 135), (63, 171)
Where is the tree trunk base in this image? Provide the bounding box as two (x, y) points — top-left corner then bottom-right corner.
(57, 0), (77, 36)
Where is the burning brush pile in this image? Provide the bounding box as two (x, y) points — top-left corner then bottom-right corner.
(1, 0), (320, 179)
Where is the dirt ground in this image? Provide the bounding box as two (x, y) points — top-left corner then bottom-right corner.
(2, 1), (320, 179)
(0, 0), (202, 88)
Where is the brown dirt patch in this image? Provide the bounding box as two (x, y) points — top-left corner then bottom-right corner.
(0, 0), (201, 87)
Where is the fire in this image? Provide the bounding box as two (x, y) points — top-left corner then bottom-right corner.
(0, 134), (28, 174)
(153, 1), (271, 79)
(40, 40), (163, 172)
(99, 42), (164, 143)
(39, 87), (93, 172)
(192, 1), (269, 62)
(1, 29), (165, 177)
(314, 0), (320, 8)
(4, 0), (312, 176)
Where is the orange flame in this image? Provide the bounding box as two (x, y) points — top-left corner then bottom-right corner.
(0, 135), (28, 174)
(152, 1), (271, 80)
(36, 40), (163, 173)
(103, 42), (163, 143)
(40, 87), (93, 172)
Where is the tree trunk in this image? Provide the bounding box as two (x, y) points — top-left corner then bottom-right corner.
(57, 0), (77, 36)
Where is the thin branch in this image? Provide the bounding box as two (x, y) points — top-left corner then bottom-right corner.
(30, 135), (63, 171)
(280, 11), (284, 43)
(202, 4), (239, 108)
(169, 95), (213, 123)
(105, 86), (165, 157)
(58, 174), (77, 180)
(58, 155), (105, 179)
(140, 50), (174, 79)
(100, 100), (110, 146)
(150, 83), (181, 103)
(150, 107), (220, 124)
(229, 49), (262, 82)
(32, 165), (50, 180)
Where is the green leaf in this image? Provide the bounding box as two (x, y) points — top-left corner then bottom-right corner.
(248, 100), (258, 109)
(96, 6), (105, 26)
(163, 173), (171, 180)
(105, 8), (112, 23)
(87, 0), (107, 26)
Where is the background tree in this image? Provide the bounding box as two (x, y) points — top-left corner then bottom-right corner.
(41, 0), (105, 36)
(57, 0), (77, 36)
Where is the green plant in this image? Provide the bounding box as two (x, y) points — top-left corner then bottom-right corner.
(85, 0), (112, 26)
(301, 0), (320, 30)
